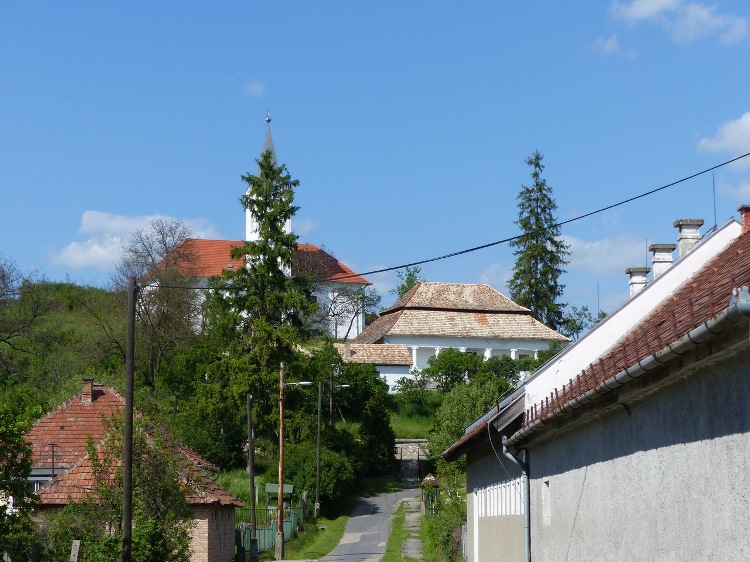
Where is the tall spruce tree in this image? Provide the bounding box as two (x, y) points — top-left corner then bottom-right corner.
(206, 150), (317, 405)
(508, 150), (570, 331)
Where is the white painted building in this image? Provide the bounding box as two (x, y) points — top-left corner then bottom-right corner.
(443, 213), (746, 562)
(346, 282), (567, 388)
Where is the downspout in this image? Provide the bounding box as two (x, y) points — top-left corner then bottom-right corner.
(507, 286), (750, 447)
(502, 435), (530, 562)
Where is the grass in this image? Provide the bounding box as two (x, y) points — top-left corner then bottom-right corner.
(258, 514), (349, 561)
(381, 501), (421, 562)
(389, 391), (442, 439)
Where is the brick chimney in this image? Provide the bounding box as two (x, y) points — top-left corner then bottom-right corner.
(82, 378), (94, 406)
(649, 243), (676, 279)
(738, 205), (750, 234)
(626, 267), (650, 297)
(674, 219), (704, 258)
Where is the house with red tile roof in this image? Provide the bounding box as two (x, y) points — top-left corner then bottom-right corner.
(27, 379), (242, 562)
(344, 282), (567, 389)
(443, 209), (750, 561)
(150, 119), (371, 339)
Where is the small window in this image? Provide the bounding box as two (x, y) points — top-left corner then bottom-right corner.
(519, 354), (530, 360)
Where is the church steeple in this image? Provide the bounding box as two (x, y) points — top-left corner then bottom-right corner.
(262, 109), (277, 165)
(245, 110), (291, 243)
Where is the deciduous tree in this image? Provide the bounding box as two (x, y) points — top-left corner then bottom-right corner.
(390, 265), (424, 299)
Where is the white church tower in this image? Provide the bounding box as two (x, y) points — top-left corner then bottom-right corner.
(245, 110), (292, 243)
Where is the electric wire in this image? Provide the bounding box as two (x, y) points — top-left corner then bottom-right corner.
(142, 151), (750, 291)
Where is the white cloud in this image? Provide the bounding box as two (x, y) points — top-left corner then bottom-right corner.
(613, 0), (679, 22)
(51, 211), (219, 270)
(244, 81), (266, 97)
(479, 263), (513, 294)
(295, 218), (319, 236)
(592, 34), (637, 57)
(717, 178), (750, 201)
(564, 233), (647, 276)
(612, 0), (748, 44)
(698, 112), (750, 168)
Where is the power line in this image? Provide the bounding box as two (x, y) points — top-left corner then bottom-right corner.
(145, 151), (750, 290)
(332, 150), (750, 282)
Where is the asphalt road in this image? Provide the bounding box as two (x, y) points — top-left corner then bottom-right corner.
(317, 488), (420, 562)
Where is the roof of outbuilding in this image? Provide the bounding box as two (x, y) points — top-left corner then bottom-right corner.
(334, 343), (413, 366)
(28, 382), (243, 508)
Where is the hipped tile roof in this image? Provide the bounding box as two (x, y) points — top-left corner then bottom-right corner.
(334, 343), (413, 366)
(353, 282), (566, 344)
(159, 239), (370, 285)
(523, 228), (750, 431)
(27, 382), (242, 508)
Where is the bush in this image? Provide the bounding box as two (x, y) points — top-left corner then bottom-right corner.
(285, 442), (356, 518)
(423, 496), (466, 562)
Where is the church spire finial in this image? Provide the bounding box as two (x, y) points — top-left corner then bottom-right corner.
(266, 108), (271, 126)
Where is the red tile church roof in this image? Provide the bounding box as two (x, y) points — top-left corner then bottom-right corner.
(160, 239), (370, 285)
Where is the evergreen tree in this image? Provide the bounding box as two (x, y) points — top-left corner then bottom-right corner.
(202, 150), (317, 437)
(358, 392), (395, 475)
(508, 151), (570, 331)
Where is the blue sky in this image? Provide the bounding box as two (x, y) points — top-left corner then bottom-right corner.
(2, 1), (750, 313)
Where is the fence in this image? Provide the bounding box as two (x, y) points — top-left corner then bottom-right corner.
(235, 505), (305, 559)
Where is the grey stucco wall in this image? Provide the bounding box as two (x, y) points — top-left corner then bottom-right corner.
(526, 338), (750, 561)
(466, 438), (524, 562)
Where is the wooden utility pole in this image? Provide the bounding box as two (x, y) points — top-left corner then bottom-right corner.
(121, 276), (136, 562)
(247, 393), (258, 562)
(275, 362), (285, 561)
(315, 381), (322, 517)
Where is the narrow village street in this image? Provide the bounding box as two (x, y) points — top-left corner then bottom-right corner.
(282, 440), (429, 562)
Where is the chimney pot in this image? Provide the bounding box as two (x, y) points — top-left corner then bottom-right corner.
(626, 266), (650, 298)
(738, 205), (750, 234)
(649, 243), (676, 279)
(82, 378), (94, 406)
(673, 219), (704, 258)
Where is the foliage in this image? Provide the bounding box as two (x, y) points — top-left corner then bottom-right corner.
(0, 404), (35, 555)
(390, 265), (424, 299)
(389, 389), (441, 439)
(394, 369), (430, 410)
(428, 380), (510, 466)
(40, 417), (193, 562)
(285, 442), (356, 517)
(358, 392), (396, 475)
(508, 150), (570, 331)
(422, 349), (519, 394)
(422, 348), (478, 393)
(560, 305), (607, 340)
(422, 494), (466, 562)
(113, 218), (204, 387)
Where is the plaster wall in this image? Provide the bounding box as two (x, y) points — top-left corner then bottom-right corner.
(466, 439), (524, 562)
(377, 365), (412, 391)
(526, 343), (750, 561)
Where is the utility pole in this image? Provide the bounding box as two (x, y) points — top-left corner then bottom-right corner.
(275, 362), (286, 561)
(247, 394), (258, 562)
(315, 381), (322, 517)
(121, 276), (136, 562)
